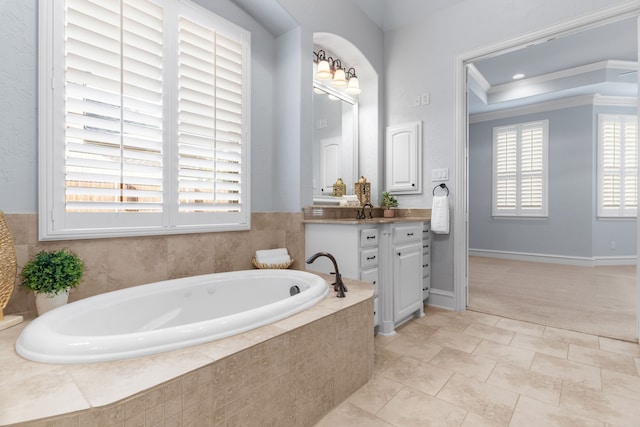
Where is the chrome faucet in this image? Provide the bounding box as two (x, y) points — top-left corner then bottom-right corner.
(356, 203), (374, 220)
(306, 252), (348, 298)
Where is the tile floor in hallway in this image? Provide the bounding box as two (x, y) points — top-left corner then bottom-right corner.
(314, 306), (640, 427)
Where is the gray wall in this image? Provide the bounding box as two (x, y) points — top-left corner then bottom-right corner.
(469, 104), (637, 260)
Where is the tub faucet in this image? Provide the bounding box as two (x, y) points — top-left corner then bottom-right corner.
(356, 203), (374, 219)
(306, 252), (348, 298)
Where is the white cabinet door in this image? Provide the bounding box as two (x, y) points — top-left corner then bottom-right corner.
(393, 241), (423, 322)
(385, 121), (422, 194)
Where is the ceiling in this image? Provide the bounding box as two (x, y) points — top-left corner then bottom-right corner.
(230, 0), (638, 115)
(468, 16), (638, 115)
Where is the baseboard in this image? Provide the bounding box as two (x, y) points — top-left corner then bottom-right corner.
(426, 289), (456, 310)
(469, 249), (637, 267)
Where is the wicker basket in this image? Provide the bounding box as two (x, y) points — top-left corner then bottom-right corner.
(0, 211), (17, 320)
(252, 257), (294, 269)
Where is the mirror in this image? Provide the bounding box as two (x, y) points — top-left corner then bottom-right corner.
(312, 81), (358, 204)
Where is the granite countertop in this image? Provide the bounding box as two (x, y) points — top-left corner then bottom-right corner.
(302, 205), (431, 224)
(303, 216), (429, 225)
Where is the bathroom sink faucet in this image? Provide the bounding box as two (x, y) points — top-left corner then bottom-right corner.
(306, 252), (348, 298)
(356, 203), (374, 220)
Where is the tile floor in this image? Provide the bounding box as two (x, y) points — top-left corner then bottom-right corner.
(315, 306), (640, 427)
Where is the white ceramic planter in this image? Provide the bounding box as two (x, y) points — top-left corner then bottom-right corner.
(35, 290), (69, 316)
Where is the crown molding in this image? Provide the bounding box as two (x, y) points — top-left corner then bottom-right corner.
(470, 94), (637, 123)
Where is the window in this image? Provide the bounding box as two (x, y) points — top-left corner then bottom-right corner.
(492, 120), (548, 217)
(598, 114), (638, 218)
(39, 0), (250, 240)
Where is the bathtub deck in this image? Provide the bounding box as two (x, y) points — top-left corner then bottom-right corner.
(0, 274), (374, 426)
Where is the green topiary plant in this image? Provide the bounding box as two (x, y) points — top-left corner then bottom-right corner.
(21, 249), (85, 295)
(380, 191), (398, 209)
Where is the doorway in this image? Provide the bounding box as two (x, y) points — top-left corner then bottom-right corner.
(453, 6), (640, 340)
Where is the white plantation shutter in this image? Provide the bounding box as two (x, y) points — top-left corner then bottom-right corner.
(598, 114), (638, 217)
(177, 18), (243, 213)
(492, 121), (548, 217)
(40, 0), (250, 240)
(65, 0), (164, 213)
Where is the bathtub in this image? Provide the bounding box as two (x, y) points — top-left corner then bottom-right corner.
(16, 269), (329, 364)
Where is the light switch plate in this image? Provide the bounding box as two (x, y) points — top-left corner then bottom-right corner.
(431, 168), (449, 181)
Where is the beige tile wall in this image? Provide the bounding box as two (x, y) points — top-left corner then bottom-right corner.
(17, 298), (374, 427)
(4, 212), (305, 318)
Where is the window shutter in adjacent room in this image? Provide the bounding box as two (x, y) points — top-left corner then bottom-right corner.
(492, 120), (548, 217)
(598, 114), (638, 217)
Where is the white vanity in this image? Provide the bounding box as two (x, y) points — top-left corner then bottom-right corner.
(304, 207), (431, 335)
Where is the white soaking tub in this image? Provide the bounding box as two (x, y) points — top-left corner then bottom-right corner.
(16, 269), (329, 364)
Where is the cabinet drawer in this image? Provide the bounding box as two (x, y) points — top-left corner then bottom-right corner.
(374, 296), (379, 326)
(360, 267), (379, 296)
(422, 276), (430, 291)
(360, 248), (379, 269)
(393, 224), (423, 244)
(360, 228), (379, 247)
(422, 254), (430, 270)
(422, 241), (430, 255)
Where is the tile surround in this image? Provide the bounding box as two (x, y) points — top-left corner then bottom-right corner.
(3, 212), (305, 318)
(0, 277), (374, 426)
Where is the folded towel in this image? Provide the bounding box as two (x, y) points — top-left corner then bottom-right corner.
(431, 195), (449, 234)
(339, 198), (360, 207)
(256, 254), (292, 266)
(255, 248), (289, 263)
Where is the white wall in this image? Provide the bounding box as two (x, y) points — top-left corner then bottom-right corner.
(383, 0), (636, 302)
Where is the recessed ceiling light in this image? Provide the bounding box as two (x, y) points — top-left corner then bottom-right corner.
(512, 73), (525, 80)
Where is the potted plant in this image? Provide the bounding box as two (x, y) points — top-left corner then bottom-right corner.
(380, 191), (398, 218)
(21, 249), (85, 315)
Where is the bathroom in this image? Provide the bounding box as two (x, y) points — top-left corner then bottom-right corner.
(1, 0), (639, 425)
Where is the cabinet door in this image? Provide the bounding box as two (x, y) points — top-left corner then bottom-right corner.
(393, 242), (423, 322)
(385, 121), (422, 194)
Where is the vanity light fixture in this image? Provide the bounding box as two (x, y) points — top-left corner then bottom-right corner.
(313, 49), (361, 94)
(345, 68), (361, 94)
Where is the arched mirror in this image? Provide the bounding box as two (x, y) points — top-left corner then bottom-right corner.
(312, 81), (359, 204)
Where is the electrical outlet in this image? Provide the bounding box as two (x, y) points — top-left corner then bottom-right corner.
(413, 96), (421, 107)
(421, 92), (430, 105)
(610, 241), (616, 250)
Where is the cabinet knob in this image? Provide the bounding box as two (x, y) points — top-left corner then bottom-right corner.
(367, 255), (376, 260)
(407, 232), (414, 236)
(367, 235), (376, 240)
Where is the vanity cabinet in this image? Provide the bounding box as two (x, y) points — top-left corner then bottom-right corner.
(305, 224), (380, 327)
(305, 221), (425, 334)
(391, 224), (424, 323)
(422, 222), (431, 300)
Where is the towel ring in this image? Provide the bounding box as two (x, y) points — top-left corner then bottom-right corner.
(433, 183), (449, 196)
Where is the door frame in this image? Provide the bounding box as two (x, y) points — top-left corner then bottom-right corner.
(452, 2), (640, 339)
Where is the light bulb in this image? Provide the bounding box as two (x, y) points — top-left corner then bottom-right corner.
(332, 68), (347, 86)
(346, 76), (361, 94)
(316, 60), (332, 80)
